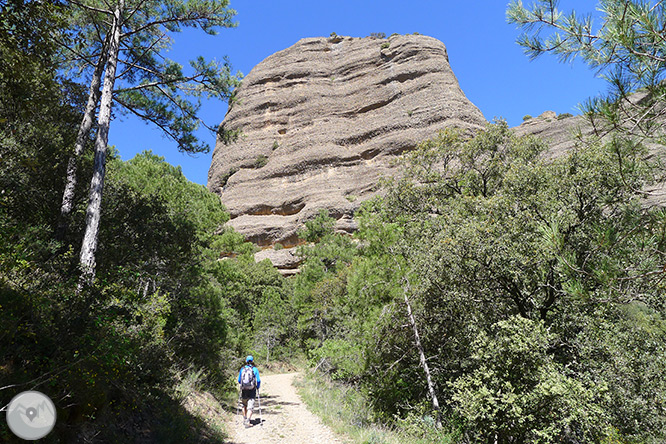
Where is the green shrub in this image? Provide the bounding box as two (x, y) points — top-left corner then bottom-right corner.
(219, 127), (242, 145)
(211, 229), (256, 256)
(558, 112), (574, 120)
(298, 209), (336, 242)
(381, 42), (390, 49)
(310, 338), (365, 380)
(0, 150), (238, 441)
(254, 154), (268, 168)
(218, 167), (238, 187)
(523, 114), (532, 121)
(451, 316), (609, 443)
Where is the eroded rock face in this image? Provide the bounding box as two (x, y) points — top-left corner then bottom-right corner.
(208, 34), (486, 247)
(513, 111), (588, 159)
(254, 248), (302, 276)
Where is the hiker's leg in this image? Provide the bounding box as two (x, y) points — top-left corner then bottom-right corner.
(241, 397), (248, 418)
(247, 397), (255, 421)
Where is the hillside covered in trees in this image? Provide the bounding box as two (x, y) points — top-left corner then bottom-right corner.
(2, 1), (666, 443)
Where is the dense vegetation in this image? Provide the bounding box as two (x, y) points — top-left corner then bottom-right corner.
(285, 122), (666, 443)
(0, 1), (254, 441)
(2, 1), (666, 443)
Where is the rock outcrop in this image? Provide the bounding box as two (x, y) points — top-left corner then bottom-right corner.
(515, 110), (666, 206)
(254, 248), (302, 277)
(513, 111), (587, 159)
(208, 34), (486, 247)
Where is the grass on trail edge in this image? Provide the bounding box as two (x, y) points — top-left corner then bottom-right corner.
(294, 369), (457, 444)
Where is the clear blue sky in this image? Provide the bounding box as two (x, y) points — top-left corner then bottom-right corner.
(108, 0), (607, 185)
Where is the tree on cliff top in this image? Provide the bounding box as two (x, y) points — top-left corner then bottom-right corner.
(53, 0), (239, 285)
(507, 0), (666, 139)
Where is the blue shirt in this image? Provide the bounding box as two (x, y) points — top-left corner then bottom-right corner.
(238, 364), (261, 390)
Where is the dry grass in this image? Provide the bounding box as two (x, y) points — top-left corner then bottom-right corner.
(295, 369), (455, 444)
(181, 390), (229, 442)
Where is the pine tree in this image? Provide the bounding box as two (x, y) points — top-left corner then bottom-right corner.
(507, 0), (666, 139)
(53, 0), (239, 284)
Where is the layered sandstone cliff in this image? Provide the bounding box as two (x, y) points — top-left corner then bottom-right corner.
(207, 34), (487, 247)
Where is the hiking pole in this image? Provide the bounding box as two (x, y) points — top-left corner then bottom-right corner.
(257, 389), (263, 426)
(237, 389), (242, 424)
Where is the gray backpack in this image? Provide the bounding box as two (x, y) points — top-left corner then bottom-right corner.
(240, 365), (256, 390)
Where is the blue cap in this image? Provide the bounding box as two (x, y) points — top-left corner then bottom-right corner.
(246, 355), (254, 362)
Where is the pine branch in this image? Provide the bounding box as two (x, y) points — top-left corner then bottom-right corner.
(616, 267), (666, 281)
(113, 71), (207, 93)
(53, 36), (102, 70)
(123, 0), (150, 25)
(115, 32), (168, 80)
(113, 94), (209, 151)
(66, 0), (113, 16)
(117, 57), (162, 78)
(113, 95), (181, 143)
(120, 7), (234, 38)
(154, 83), (213, 131)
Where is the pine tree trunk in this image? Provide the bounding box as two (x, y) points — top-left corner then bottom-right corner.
(403, 279), (442, 428)
(78, 1), (124, 286)
(56, 40), (108, 241)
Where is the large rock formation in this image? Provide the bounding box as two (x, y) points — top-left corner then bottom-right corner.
(208, 34), (486, 247)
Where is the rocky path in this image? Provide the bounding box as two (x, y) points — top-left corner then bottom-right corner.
(226, 372), (346, 444)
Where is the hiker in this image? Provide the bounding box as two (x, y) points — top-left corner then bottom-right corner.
(238, 355), (261, 427)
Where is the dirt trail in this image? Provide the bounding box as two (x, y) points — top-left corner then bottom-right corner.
(226, 372), (346, 444)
